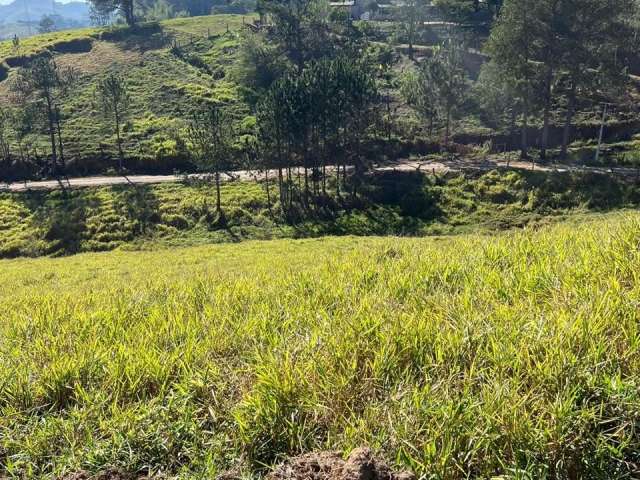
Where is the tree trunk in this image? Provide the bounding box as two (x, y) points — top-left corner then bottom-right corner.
(560, 83), (576, 159)
(55, 105), (65, 172)
(115, 107), (124, 171)
(540, 67), (553, 160)
(278, 166), (284, 205)
(215, 170), (221, 212)
(445, 105), (451, 144)
(521, 96), (529, 159)
(123, 0), (135, 25)
(509, 106), (517, 137)
(265, 168), (271, 211)
(45, 96), (58, 176)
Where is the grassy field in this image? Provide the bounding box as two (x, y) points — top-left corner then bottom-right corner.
(0, 211), (638, 478)
(2, 169), (640, 258)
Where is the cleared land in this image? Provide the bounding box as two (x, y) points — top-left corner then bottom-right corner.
(0, 212), (638, 478)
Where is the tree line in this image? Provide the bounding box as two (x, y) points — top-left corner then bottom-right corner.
(483, 0), (635, 159)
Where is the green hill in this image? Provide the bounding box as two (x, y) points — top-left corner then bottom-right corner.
(1, 211), (639, 478)
(0, 15), (255, 174)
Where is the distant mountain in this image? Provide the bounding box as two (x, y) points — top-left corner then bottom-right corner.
(0, 0), (89, 25)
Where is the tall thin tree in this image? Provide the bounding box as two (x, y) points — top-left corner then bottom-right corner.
(97, 72), (130, 171)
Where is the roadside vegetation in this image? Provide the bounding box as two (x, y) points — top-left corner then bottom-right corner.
(1, 212), (639, 478)
(2, 169), (640, 258)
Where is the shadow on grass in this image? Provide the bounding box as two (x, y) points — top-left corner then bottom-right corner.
(5, 168), (640, 259)
(19, 190), (92, 256)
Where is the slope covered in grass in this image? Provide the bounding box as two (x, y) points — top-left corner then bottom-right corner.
(0, 15), (253, 175)
(0, 212), (639, 478)
(1, 169), (640, 258)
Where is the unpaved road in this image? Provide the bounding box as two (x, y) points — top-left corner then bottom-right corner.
(2, 158), (637, 192)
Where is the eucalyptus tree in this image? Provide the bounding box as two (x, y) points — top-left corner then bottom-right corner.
(97, 72), (130, 171)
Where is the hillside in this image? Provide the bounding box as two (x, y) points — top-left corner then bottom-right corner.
(0, 14), (255, 176)
(1, 12), (639, 181)
(2, 168), (639, 258)
(1, 212), (639, 478)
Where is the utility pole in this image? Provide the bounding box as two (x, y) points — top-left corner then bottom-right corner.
(594, 103), (609, 164)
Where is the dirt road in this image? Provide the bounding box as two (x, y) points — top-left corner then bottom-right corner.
(2, 157), (637, 192)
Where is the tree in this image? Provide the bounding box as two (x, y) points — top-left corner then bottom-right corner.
(13, 105), (37, 173)
(0, 108), (10, 166)
(401, 63), (438, 137)
(38, 16), (57, 34)
(97, 72), (130, 171)
(486, 0), (537, 158)
(89, 0), (136, 26)
(89, 2), (115, 26)
(12, 56), (76, 176)
(556, 0), (634, 158)
(144, 0), (178, 20)
(256, 56), (378, 205)
(476, 60), (520, 135)
(422, 41), (468, 143)
(187, 104), (234, 214)
(256, 83), (290, 207)
(487, 0), (635, 160)
(233, 30), (289, 98)
(259, 0), (332, 72)
(396, 0), (426, 58)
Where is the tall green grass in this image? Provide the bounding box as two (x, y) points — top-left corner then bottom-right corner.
(1, 212), (639, 478)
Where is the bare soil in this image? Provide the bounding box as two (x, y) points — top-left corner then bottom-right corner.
(267, 447), (415, 480)
(60, 470), (158, 480)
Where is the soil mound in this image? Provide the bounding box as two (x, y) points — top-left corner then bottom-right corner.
(60, 470), (155, 480)
(267, 447), (415, 480)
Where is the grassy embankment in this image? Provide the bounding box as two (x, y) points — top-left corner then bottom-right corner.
(0, 211), (639, 478)
(1, 168), (639, 258)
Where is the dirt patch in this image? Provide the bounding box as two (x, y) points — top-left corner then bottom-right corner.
(54, 41), (143, 75)
(267, 448), (415, 480)
(60, 469), (159, 480)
